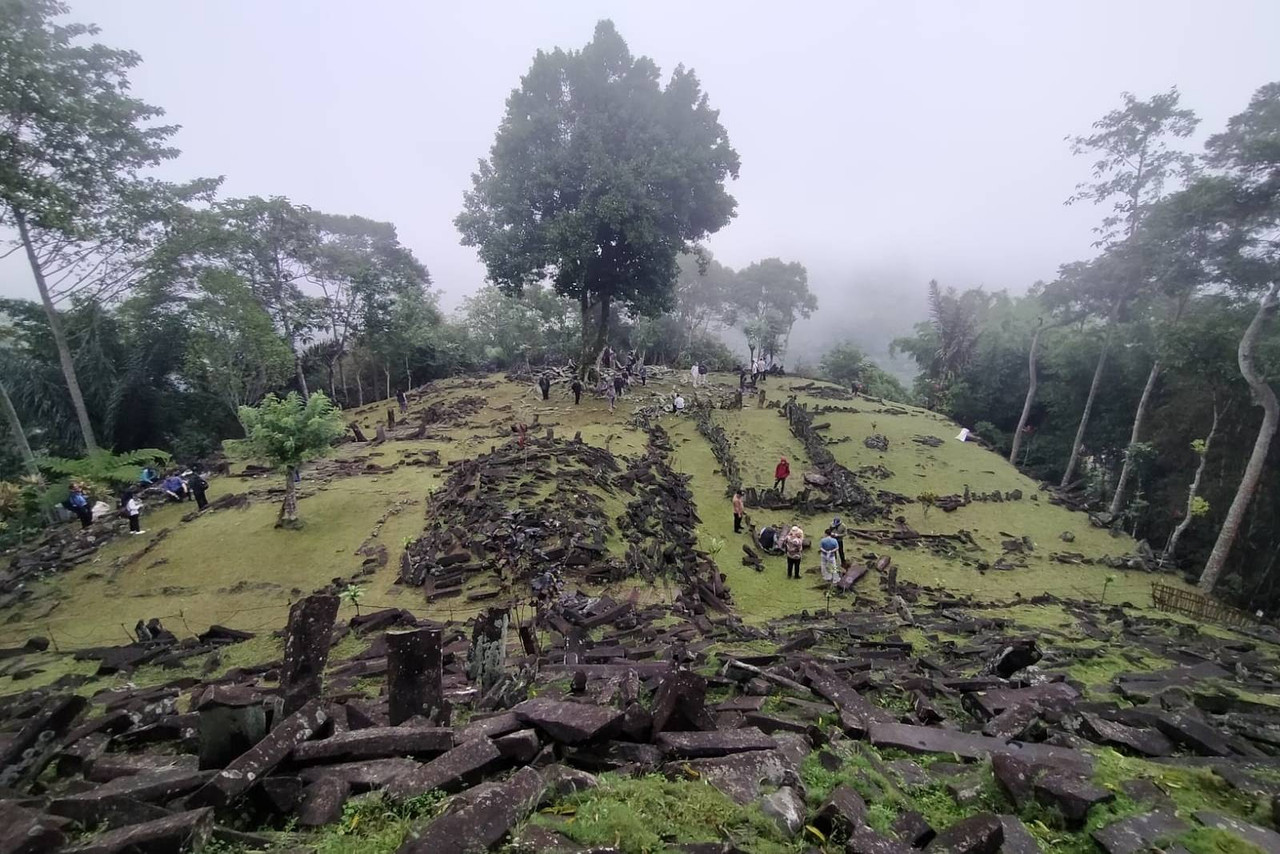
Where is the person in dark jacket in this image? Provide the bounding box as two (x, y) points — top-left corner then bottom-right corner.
(538, 374), (551, 400)
(66, 483), (92, 528)
(187, 470), (210, 511)
(396, 389), (408, 413)
(571, 378), (583, 405)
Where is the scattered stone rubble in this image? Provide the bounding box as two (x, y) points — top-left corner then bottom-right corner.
(1, 574), (1277, 853)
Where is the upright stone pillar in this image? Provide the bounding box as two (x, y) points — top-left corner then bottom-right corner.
(280, 595), (339, 716)
(386, 628), (444, 726)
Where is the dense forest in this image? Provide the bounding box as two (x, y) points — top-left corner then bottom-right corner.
(1, 4), (1279, 613)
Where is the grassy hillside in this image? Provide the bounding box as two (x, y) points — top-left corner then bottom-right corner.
(0, 371), (1188, 692)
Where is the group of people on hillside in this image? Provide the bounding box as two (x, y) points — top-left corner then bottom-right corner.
(731, 467), (850, 585)
(65, 466), (210, 535)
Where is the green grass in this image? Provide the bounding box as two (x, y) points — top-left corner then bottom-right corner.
(529, 773), (796, 854)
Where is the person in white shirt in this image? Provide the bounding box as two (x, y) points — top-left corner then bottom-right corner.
(690, 363), (700, 387)
(123, 491), (146, 535)
(673, 393), (686, 413)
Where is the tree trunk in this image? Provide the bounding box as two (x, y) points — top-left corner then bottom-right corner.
(1009, 321), (1045, 465)
(1060, 300), (1120, 487)
(279, 311), (309, 401)
(1162, 404), (1219, 568)
(338, 358), (349, 407)
(1108, 360), (1162, 515)
(384, 365), (391, 402)
(405, 355), (413, 390)
(276, 466), (302, 529)
(0, 379), (39, 477)
(326, 358), (337, 401)
(14, 208), (100, 452)
(1199, 281), (1280, 592)
(355, 362), (365, 407)
(592, 294), (611, 363)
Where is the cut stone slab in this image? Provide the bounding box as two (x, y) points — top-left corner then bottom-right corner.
(291, 726), (454, 764)
(1154, 712), (1235, 757)
(661, 747), (801, 804)
(1193, 811), (1280, 853)
(0, 694), (87, 783)
(298, 776), (351, 827)
(929, 812), (1004, 854)
(656, 727), (777, 758)
(48, 794), (169, 831)
(847, 826), (914, 854)
(541, 764), (599, 803)
(513, 698), (623, 744)
(0, 802), (66, 854)
(386, 736), (502, 799)
(62, 808), (213, 854)
(997, 816), (1041, 854)
(197, 701), (267, 770)
(1079, 713), (1173, 758)
(759, 786), (806, 838)
(457, 711), (521, 742)
(868, 723), (1091, 773)
(805, 663), (891, 737)
(990, 754), (1038, 809)
(495, 728), (541, 763)
(981, 704), (1042, 741)
(280, 595), (339, 715)
(893, 810), (935, 848)
(650, 669), (715, 736)
(387, 628), (444, 726)
(397, 766), (545, 854)
(187, 698), (328, 809)
(812, 783), (868, 837)
(965, 683), (1078, 720)
(1092, 811), (1189, 854)
(1033, 773), (1114, 829)
(299, 758), (421, 790)
(83, 767), (213, 803)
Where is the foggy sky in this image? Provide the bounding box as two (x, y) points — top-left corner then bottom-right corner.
(4, 0), (1279, 352)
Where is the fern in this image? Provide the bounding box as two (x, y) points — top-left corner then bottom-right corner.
(40, 449), (172, 488)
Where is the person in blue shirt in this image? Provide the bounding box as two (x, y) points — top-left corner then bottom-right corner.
(820, 533), (841, 583)
(139, 466), (158, 486)
(161, 474), (188, 502)
(65, 482), (92, 529)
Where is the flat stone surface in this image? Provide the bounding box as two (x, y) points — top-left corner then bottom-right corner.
(847, 826), (914, 853)
(660, 747), (800, 804)
(997, 815), (1042, 854)
(298, 777), (351, 827)
(397, 766), (545, 854)
(457, 711), (521, 742)
(892, 810), (935, 848)
(83, 767), (213, 803)
(759, 786), (806, 838)
(650, 669), (715, 736)
(1033, 773), (1114, 829)
(656, 727), (777, 758)
(812, 783), (867, 837)
(930, 812), (1004, 854)
(1092, 811), (1189, 854)
(291, 726), (454, 764)
(188, 698), (328, 809)
(1079, 713), (1173, 758)
(299, 758), (421, 790)
(1193, 810), (1280, 853)
(48, 794), (169, 831)
(966, 683), (1079, 720)
(805, 663), (891, 736)
(869, 723), (1091, 772)
(63, 808), (213, 854)
(387, 736), (502, 799)
(0, 802), (66, 854)
(1154, 712), (1235, 757)
(991, 754), (1037, 808)
(513, 698), (623, 744)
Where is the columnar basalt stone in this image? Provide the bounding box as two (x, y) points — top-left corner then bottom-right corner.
(386, 628), (444, 726)
(280, 595), (339, 716)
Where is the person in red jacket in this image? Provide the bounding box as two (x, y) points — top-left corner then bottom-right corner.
(774, 456), (791, 494)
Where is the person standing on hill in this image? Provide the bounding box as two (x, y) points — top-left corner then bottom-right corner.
(828, 516), (847, 566)
(606, 382), (617, 412)
(613, 373), (626, 398)
(538, 374), (551, 400)
(638, 364), (647, 386)
(732, 490), (744, 533)
(571, 377), (583, 405)
(819, 532), (841, 583)
(774, 456), (791, 494)
(690, 362), (700, 388)
(396, 389), (408, 413)
(66, 482), (92, 529)
(187, 470), (209, 511)
(783, 525), (804, 579)
(122, 491), (145, 535)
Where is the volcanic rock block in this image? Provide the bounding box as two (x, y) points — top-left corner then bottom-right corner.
(291, 726), (454, 764)
(1091, 811), (1189, 854)
(812, 783), (868, 837)
(79, 767), (212, 804)
(929, 813), (1004, 854)
(1078, 713), (1173, 758)
(868, 723), (1092, 773)
(513, 698), (623, 744)
(494, 729), (541, 763)
(656, 727), (777, 758)
(760, 786), (806, 837)
(997, 816), (1042, 854)
(964, 683), (1079, 720)
(0, 693), (87, 782)
(457, 711), (522, 742)
(892, 811), (935, 848)
(0, 802), (66, 854)
(986, 639), (1041, 677)
(386, 736), (502, 800)
(650, 670), (716, 736)
(197, 694), (267, 770)
(48, 794), (169, 831)
(387, 628), (444, 726)
(397, 766), (545, 854)
(187, 699), (329, 809)
(541, 764), (599, 802)
(981, 704), (1042, 741)
(804, 663), (891, 737)
(1033, 773), (1114, 829)
(990, 754), (1038, 809)
(847, 826), (914, 854)
(298, 776), (351, 827)
(299, 758), (421, 790)
(662, 746), (801, 804)
(1153, 712), (1235, 757)
(1193, 811), (1280, 852)
(63, 808), (213, 854)
(280, 595), (340, 715)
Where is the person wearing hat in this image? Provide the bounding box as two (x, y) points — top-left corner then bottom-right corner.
(829, 516), (848, 567)
(819, 531), (841, 583)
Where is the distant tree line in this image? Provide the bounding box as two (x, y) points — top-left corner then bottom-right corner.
(891, 86), (1280, 607)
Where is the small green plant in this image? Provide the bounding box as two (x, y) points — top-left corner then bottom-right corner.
(1100, 573), (1117, 604)
(1190, 496), (1210, 518)
(1190, 438), (1208, 456)
(340, 584), (366, 616)
(917, 491), (938, 517)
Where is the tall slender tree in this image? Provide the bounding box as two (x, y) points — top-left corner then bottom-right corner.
(1059, 89), (1198, 488)
(0, 0), (186, 451)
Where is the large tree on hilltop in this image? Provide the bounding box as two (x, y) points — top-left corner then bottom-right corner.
(725, 258), (816, 364)
(455, 20), (740, 372)
(0, 0), (192, 452)
(1192, 82), (1280, 593)
(1057, 89), (1199, 489)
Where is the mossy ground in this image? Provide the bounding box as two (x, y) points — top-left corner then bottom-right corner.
(0, 372), (1230, 697)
